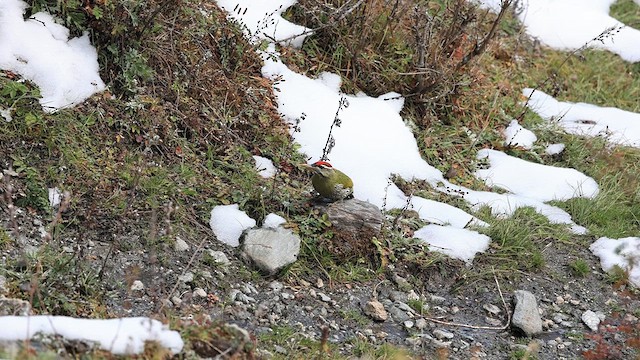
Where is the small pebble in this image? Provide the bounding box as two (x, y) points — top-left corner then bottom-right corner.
(171, 296), (182, 306)
(317, 292), (331, 302)
(174, 237), (189, 251)
(404, 320), (414, 329)
(178, 272), (194, 283)
(483, 303), (501, 315)
(269, 281), (283, 292)
(130, 280), (144, 291)
(433, 329), (454, 340)
(193, 288), (207, 298)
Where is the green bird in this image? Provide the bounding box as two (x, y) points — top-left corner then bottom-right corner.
(300, 161), (354, 201)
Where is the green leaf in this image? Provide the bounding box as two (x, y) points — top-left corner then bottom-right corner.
(24, 112), (39, 126)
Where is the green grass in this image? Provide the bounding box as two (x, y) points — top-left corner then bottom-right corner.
(2, 246), (104, 316)
(570, 259), (591, 277)
(407, 298), (429, 315)
(350, 339), (414, 359)
(475, 207), (573, 273)
(610, 0), (640, 27)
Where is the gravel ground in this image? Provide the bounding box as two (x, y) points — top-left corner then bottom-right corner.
(1, 204), (640, 359)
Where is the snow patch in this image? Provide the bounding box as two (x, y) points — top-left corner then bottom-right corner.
(215, 0), (311, 47)
(0, 0), (105, 112)
(545, 143), (565, 155)
(410, 196), (487, 228)
(210, 204), (256, 247)
(263, 213), (286, 229)
(476, 0), (640, 62)
(475, 149), (599, 202)
(261, 46), (444, 210)
(414, 225), (491, 264)
(590, 237), (640, 287)
(0, 316), (183, 355)
(503, 120), (537, 149)
(525, 88), (640, 148)
(253, 155), (276, 178)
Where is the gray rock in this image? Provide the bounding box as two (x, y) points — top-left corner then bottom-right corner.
(242, 283), (258, 294)
(174, 236), (190, 251)
(178, 271), (194, 283)
(325, 199), (384, 234)
(274, 345), (287, 354)
(230, 289), (256, 303)
(0, 275), (6, 295)
(207, 250), (230, 266)
(388, 306), (410, 322)
(229, 289), (242, 301)
(317, 292), (332, 303)
(512, 290), (543, 336)
(314, 199), (385, 258)
(485, 317), (502, 326)
(552, 312), (569, 324)
(130, 280), (144, 291)
(363, 300), (388, 321)
(242, 227), (301, 275)
(581, 310), (601, 332)
(433, 329), (454, 340)
(193, 288), (207, 298)
(404, 320), (414, 329)
(393, 274), (412, 292)
(429, 294), (447, 304)
(269, 281), (284, 291)
(415, 318), (428, 330)
(396, 301), (415, 313)
(389, 291), (408, 302)
(483, 303), (502, 316)
(171, 296), (182, 307)
(431, 338), (452, 348)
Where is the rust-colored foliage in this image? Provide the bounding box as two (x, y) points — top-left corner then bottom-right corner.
(583, 312), (640, 360)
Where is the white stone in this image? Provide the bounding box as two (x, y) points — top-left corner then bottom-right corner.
(581, 310), (600, 332)
(403, 320), (414, 329)
(193, 288), (207, 298)
(130, 280), (144, 291)
(178, 272), (194, 283)
(174, 237), (189, 252)
(242, 227), (300, 275)
(207, 250), (230, 266)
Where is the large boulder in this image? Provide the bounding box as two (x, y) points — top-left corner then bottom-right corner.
(242, 227), (300, 275)
(511, 290), (543, 337)
(318, 199), (385, 259)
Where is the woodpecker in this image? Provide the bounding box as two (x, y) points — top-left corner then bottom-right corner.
(300, 161), (353, 201)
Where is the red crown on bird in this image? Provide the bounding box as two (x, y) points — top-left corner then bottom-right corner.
(312, 161), (333, 168)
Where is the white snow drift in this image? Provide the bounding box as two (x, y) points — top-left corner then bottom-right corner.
(590, 237), (640, 287)
(209, 204), (256, 247)
(477, 0), (640, 62)
(525, 88), (640, 148)
(0, 316), (183, 355)
(0, 0), (105, 112)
